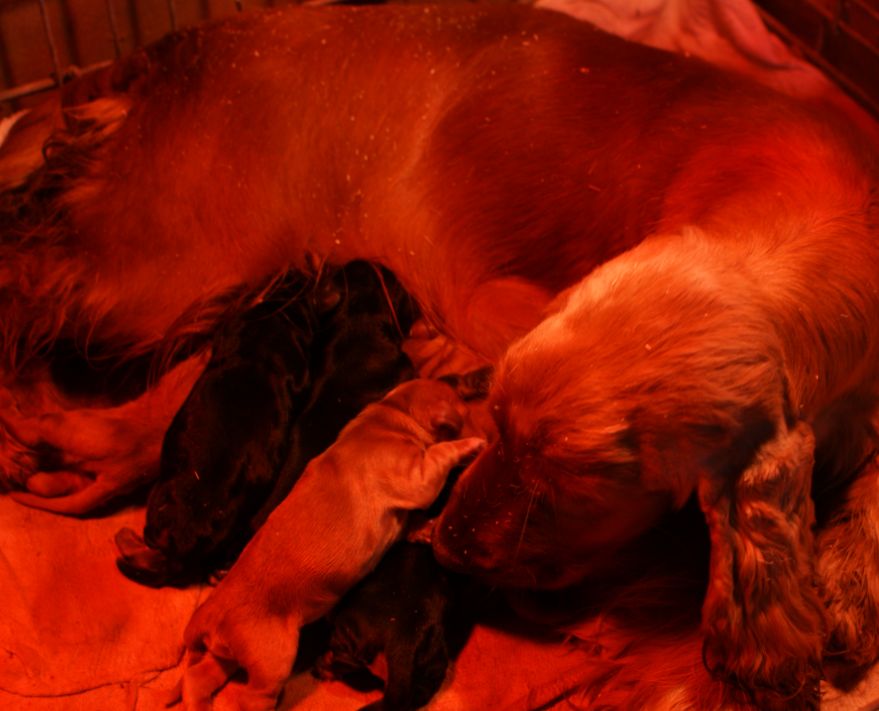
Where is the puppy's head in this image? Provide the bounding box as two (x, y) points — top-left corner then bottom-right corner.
(384, 378), (471, 442)
(434, 241), (784, 589)
(332, 261), (420, 337)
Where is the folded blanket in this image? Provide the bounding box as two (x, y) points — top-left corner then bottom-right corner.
(0, 496), (203, 709)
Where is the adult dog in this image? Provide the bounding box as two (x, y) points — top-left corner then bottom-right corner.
(1, 4), (878, 708)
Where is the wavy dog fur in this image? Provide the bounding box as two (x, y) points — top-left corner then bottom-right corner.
(2, 5), (879, 708)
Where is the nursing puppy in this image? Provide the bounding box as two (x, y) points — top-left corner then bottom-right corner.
(251, 260), (418, 529)
(2, 5), (879, 708)
(115, 261), (416, 585)
(114, 270), (326, 585)
(314, 542), (460, 711)
(176, 379), (484, 711)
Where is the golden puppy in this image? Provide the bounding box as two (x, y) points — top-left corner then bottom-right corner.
(175, 379), (484, 710)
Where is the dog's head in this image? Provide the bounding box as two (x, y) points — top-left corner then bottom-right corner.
(434, 239), (785, 589)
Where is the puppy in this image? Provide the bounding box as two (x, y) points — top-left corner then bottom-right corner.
(250, 260), (418, 529)
(314, 542), (460, 711)
(309, 370), (493, 710)
(116, 261), (417, 586)
(176, 379), (484, 711)
(114, 270), (326, 585)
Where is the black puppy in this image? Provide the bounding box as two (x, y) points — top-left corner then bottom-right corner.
(115, 261), (417, 586)
(314, 542), (464, 711)
(251, 261), (418, 528)
(114, 270), (329, 585)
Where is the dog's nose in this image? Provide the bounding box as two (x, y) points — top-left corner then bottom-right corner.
(432, 441), (512, 574)
(432, 515), (498, 573)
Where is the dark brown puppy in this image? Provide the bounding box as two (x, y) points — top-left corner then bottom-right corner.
(115, 270), (327, 585)
(116, 262), (417, 585)
(251, 261), (418, 529)
(314, 542), (462, 711)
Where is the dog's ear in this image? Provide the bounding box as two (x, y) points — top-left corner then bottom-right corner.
(698, 420), (825, 710)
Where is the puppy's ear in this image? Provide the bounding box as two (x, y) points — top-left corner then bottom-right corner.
(698, 421), (825, 710)
(312, 267), (342, 314)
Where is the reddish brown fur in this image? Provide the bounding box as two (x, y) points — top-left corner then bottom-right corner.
(2, 4), (879, 708)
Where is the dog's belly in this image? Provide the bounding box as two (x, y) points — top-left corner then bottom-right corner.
(25, 4), (831, 362)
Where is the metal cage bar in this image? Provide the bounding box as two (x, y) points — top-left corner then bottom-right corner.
(105, 0), (123, 57)
(37, 0), (63, 84)
(0, 0), (254, 110)
(167, 0), (178, 32)
(3, 0), (878, 118)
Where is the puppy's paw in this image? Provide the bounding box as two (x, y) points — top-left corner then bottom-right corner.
(312, 651), (338, 681)
(429, 437), (485, 470)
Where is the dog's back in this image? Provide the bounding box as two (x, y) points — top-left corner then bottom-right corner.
(7, 4), (860, 365)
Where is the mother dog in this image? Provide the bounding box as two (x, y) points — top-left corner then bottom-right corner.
(1, 4), (878, 709)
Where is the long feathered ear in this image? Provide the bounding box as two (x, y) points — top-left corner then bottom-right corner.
(698, 420), (826, 711)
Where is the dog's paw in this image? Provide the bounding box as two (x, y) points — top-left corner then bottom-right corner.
(10, 465), (153, 514)
(818, 527), (879, 688)
(5, 353), (208, 513)
(0, 425), (39, 488)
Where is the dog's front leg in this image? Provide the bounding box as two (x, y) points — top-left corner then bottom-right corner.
(698, 421), (826, 710)
(6, 352), (207, 514)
